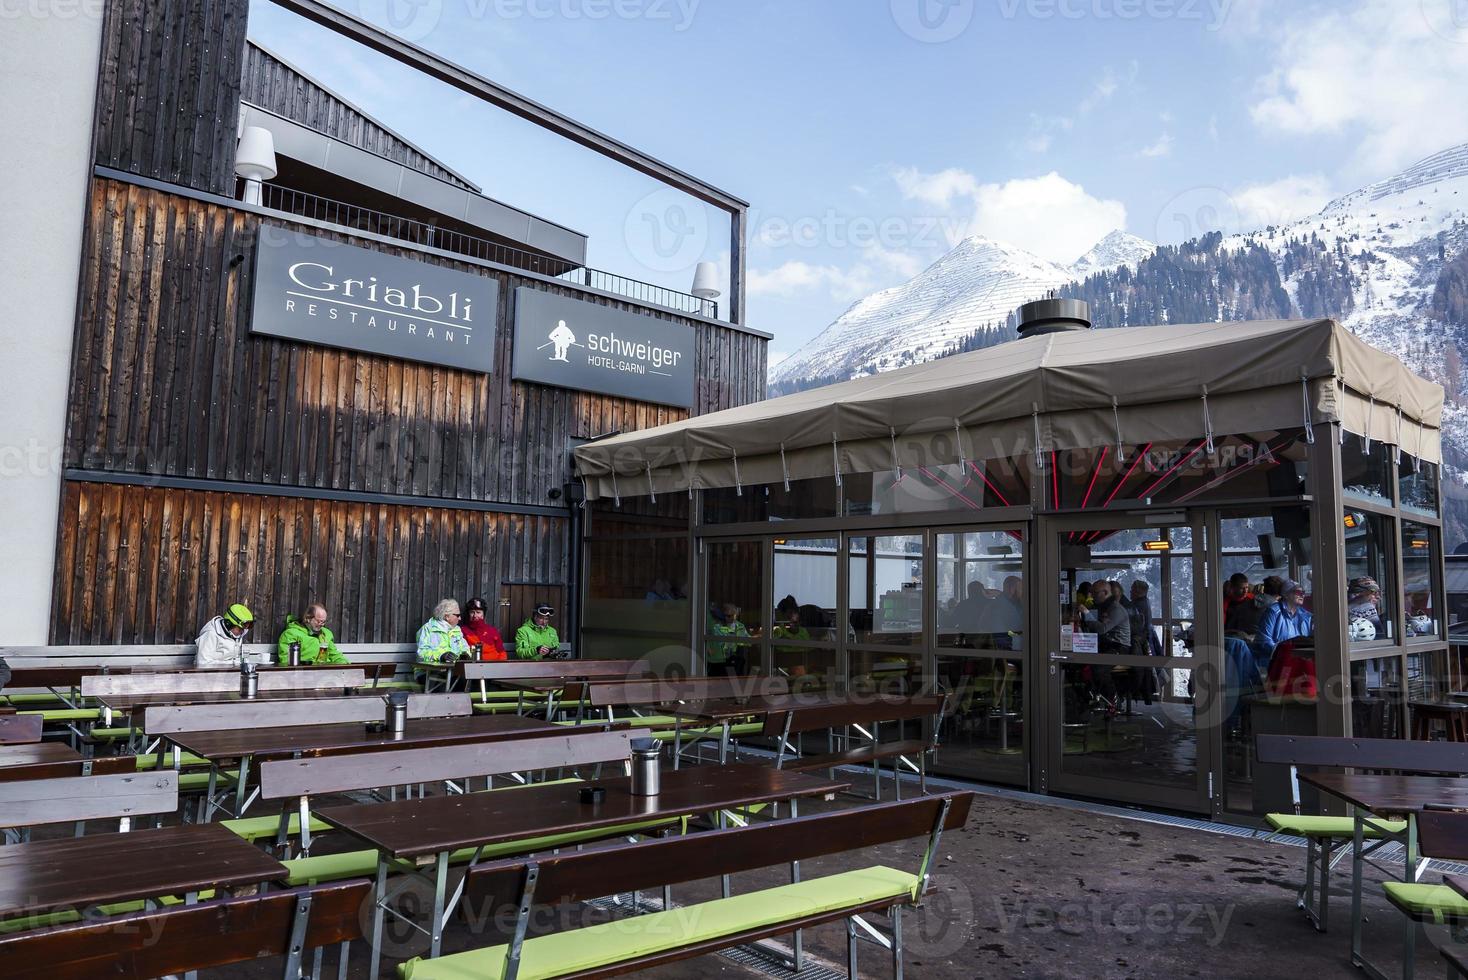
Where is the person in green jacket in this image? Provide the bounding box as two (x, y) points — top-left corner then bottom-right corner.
(277, 602), (349, 665)
(515, 604), (560, 660)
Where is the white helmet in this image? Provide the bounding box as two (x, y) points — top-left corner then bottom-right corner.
(1408, 615), (1433, 637)
(1348, 617), (1377, 642)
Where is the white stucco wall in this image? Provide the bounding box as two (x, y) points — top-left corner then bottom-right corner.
(0, 6), (104, 643)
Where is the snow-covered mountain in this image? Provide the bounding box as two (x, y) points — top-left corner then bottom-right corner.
(768, 229), (1156, 386)
(1071, 229), (1157, 279)
(768, 142), (1468, 544)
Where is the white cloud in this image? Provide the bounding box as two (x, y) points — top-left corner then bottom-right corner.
(890, 167), (980, 209)
(894, 169), (1127, 265)
(1247, 0), (1468, 175)
(1019, 65), (1131, 154)
(1139, 133), (1174, 158)
(1231, 174), (1333, 229)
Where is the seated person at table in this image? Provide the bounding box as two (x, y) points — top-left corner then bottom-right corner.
(195, 602), (254, 668)
(707, 602), (749, 676)
(1082, 582), (1132, 655)
(974, 576), (1024, 649)
(276, 602), (348, 665)
(459, 597), (507, 660)
(416, 598), (470, 664)
(1252, 578), (1312, 664)
(514, 604), (560, 660)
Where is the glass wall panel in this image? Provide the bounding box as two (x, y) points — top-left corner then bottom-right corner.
(703, 479), (839, 524)
(1399, 455), (1440, 516)
(843, 457), (1030, 517)
(1344, 508), (1396, 643)
(1350, 656), (1404, 739)
(704, 540), (764, 675)
(933, 530), (1026, 786)
(771, 538), (839, 642)
(1341, 432), (1393, 504)
(848, 534), (925, 646)
(1403, 522), (1442, 641)
(583, 535), (690, 663)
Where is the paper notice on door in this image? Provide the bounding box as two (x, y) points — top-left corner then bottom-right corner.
(1059, 625), (1073, 652)
(1071, 631), (1099, 654)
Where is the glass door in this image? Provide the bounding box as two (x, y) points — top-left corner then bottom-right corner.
(931, 527), (1028, 786)
(1044, 514), (1216, 813)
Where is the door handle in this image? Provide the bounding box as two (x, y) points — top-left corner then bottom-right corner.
(1049, 652), (1069, 661)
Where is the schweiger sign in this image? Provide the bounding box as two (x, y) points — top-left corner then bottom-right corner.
(250, 228), (499, 373)
(511, 287), (695, 409)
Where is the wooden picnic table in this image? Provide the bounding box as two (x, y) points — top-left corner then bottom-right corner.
(166, 714), (561, 823)
(318, 763), (848, 970)
(0, 823), (286, 922)
(0, 715), (43, 745)
(1302, 770), (1468, 977)
(96, 685), (378, 729)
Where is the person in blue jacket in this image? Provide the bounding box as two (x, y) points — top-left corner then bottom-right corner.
(1252, 578), (1312, 667)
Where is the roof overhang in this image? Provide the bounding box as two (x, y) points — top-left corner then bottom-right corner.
(573, 318), (1445, 501)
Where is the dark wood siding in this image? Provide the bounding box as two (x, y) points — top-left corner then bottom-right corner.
(51, 482), (567, 644)
(239, 42), (477, 192)
(66, 178), (765, 505)
(92, 0), (250, 195)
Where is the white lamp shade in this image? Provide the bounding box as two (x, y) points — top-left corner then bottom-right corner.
(235, 126), (278, 182)
(690, 261), (721, 300)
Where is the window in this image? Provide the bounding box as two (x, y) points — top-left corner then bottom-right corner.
(703, 540), (763, 673)
(582, 532), (689, 663)
(843, 458), (1029, 516)
(1350, 656), (1403, 738)
(848, 534), (925, 647)
(1402, 522), (1442, 641)
(772, 538), (839, 642)
(1399, 455), (1440, 516)
(1344, 508), (1396, 643)
(1341, 433), (1393, 504)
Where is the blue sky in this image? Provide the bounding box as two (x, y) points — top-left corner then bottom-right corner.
(248, 0), (1468, 363)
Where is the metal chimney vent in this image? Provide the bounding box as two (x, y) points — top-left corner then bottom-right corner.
(1016, 296), (1091, 337)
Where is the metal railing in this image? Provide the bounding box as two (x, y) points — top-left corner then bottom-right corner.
(251, 181), (718, 320)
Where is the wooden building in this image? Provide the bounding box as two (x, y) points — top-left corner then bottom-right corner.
(4, 0), (764, 647)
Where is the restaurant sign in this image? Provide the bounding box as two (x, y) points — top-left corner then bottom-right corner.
(250, 228), (498, 372)
(511, 287), (695, 409)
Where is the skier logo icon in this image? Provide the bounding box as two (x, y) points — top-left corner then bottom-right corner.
(546, 320), (576, 362)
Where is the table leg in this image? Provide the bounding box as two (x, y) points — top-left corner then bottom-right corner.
(719, 720), (731, 765)
(299, 794), (313, 855)
(369, 856), (389, 979)
(183, 891), (200, 980)
(203, 768), (219, 824)
(429, 850), (450, 959)
(1403, 815), (1418, 980)
(233, 754), (252, 818)
(1351, 811), (1365, 968)
(790, 797), (803, 971)
(674, 717), (683, 771)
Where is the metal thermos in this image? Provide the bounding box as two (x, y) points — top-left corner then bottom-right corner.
(385, 690), (409, 737)
(469, 643), (482, 661)
(288, 641), (302, 667)
(240, 661), (259, 698)
(629, 738), (661, 796)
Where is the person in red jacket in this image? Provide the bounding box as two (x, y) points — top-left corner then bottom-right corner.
(459, 597), (507, 660)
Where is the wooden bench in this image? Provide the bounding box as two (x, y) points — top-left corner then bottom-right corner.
(409, 791), (975, 980)
(767, 694), (948, 800)
(0, 754), (134, 784)
(563, 675), (792, 727)
(260, 729), (686, 905)
(81, 668), (368, 699)
(462, 660), (654, 714)
(0, 770), (178, 839)
(1254, 734), (1468, 932)
(0, 878), (370, 980)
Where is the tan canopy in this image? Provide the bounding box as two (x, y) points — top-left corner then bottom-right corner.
(573, 318), (1444, 500)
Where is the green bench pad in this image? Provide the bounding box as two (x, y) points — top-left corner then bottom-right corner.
(472, 702), (533, 715)
(1384, 882), (1468, 924)
(176, 770), (240, 792)
(134, 752), (211, 770)
(17, 709), (100, 723)
(3, 694), (73, 706)
(87, 727), (135, 741)
(0, 891), (217, 935)
(398, 866), (920, 980)
(1264, 814), (1407, 839)
(220, 812), (332, 843)
(647, 722), (764, 741)
(282, 818), (678, 887)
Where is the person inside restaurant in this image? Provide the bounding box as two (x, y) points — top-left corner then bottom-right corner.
(707, 602), (748, 676)
(515, 603), (560, 660)
(458, 597), (507, 660)
(195, 602), (254, 668)
(416, 598), (470, 664)
(1346, 576), (1383, 640)
(276, 602), (348, 664)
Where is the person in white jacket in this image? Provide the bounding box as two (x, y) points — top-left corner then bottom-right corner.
(195, 603), (254, 668)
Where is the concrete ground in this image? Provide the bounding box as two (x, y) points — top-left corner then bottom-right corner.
(205, 786), (1450, 980)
